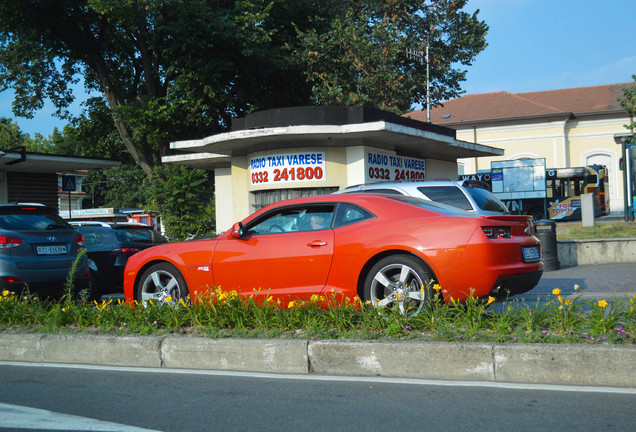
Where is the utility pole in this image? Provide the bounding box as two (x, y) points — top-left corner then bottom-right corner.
(406, 44), (431, 122)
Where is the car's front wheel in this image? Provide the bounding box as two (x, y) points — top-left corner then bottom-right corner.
(363, 255), (434, 317)
(136, 263), (188, 305)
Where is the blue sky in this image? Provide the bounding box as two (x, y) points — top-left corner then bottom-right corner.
(1, 0), (635, 138)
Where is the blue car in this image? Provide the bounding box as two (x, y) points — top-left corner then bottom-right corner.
(0, 203), (90, 297)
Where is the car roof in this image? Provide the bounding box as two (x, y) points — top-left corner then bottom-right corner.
(343, 180), (462, 189)
(245, 192), (476, 223)
(70, 221), (152, 228)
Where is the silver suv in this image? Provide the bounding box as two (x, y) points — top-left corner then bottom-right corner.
(0, 203), (90, 297)
(336, 180), (509, 215)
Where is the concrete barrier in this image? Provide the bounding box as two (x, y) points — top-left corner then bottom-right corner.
(558, 238), (636, 268)
(1, 334), (635, 388)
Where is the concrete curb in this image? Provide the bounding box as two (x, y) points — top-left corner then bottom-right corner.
(557, 238), (636, 268)
(1, 334), (634, 388)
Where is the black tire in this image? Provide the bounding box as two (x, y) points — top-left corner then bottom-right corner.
(84, 270), (102, 302)
(363, 254), (434, 316)
(135, 262), (188, 305)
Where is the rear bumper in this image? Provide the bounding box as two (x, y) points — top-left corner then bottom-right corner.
(486, 270), (544, 300)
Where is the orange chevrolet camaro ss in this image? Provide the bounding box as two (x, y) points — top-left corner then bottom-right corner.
(123, 194), (543, 314)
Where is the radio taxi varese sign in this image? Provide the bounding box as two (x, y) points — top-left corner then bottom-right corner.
(365, 151), (426, 183)
(250, 152), (326, 185)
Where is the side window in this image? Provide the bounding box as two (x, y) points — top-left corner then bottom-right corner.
(334, 203), (374, 228)
(246, 205), (335, 235)
(417, 186), (472, 211)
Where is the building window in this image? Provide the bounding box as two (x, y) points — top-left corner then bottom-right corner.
(250, 187), (339, 212)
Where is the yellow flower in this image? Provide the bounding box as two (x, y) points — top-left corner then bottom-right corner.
(288, 301), (295, 309)
(631, 306), (634, 313)
(310, 294), (319, 302)
(559, 305), (563, 311)
(433, 284), (441, 292)
(2, 290), (9, 297)
(563, 298), (571, 306)
(165, 296), (172, 302)
(552, 288), (561, 296)
(598, 299), (608, 308)
(486, 296), (496, 305)
(557, 295), (563, 304)
(574, 284), (580, 291)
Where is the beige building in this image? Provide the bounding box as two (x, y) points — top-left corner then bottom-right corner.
(407, 82), (636, 215)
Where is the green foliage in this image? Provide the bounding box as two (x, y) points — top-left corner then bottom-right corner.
(2, 286), (635, 344)
(619, 75), (636, 139)
(82, 165), (151, 209)
(0, 0), (489, 175)
(294, 0), (488, 112)
(0, 0), (321, 175)
(0, 117), (57, 153)
(51, 98), (131, 162)
(557, 222), (636, 240)
(149, 165), (215, 240)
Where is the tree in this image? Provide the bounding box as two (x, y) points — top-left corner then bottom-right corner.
(0, 0), (488, 175)
(620, 75), (636, 141)
(294, 0), (488, 112)
(148, 164), (215, 240)
(0, 0), (314, 177)
(0, 117), (56, 152)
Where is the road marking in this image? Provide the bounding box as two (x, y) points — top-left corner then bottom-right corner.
(0, 402), (163, 431)
(2, 361), (635, 395)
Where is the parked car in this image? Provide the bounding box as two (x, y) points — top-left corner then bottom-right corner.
(70, 221), (168, 300)
(0, 203), (90, 297)
(335, 180), (510, 215)
(123, 194), (542, 316)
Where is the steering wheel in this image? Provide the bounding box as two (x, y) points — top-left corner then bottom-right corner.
(268, 224), (285, 233)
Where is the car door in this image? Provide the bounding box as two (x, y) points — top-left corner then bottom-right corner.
(211, 204), (335, 303)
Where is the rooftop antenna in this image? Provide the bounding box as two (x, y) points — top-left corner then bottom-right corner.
(406, 44), (431, 122)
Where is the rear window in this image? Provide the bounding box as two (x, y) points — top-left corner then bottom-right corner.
(0, 207), (71, 231)
(387, 196), (477, 217)
(464, 186), (508, 213)
(115, 227), (166, 243)
(416, 186), (472, 211)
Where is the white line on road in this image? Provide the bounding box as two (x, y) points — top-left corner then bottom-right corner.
(0, 402), (163, 431)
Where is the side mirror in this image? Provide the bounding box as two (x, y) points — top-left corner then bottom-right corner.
(229, 222), (244, 239)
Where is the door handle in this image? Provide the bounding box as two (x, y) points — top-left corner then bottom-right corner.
(307, 240), (327, 247)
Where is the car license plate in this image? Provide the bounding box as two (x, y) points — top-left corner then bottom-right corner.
(36, 245), (67, 255)
(522, 246), (540, 262)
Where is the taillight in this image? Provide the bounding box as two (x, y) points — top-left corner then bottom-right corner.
(482, 226), (511, 239)
(2, 276), (22, 283)
(75, 233), (85, 247)
(112, 248), (142, 255)
(0, 235), (23, 249)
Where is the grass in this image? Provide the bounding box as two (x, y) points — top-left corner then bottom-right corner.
(557, 221), (636, 240)
(1, 286), (634, 344)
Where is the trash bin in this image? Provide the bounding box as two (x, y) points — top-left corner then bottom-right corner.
(534, 219), (559, 272)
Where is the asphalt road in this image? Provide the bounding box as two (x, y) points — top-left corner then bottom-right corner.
(1, 363), (635, 432)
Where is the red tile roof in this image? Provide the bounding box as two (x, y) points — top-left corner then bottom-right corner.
(406, 82), (635, 125)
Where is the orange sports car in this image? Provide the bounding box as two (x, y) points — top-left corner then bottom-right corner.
(123, 194), (543, 314)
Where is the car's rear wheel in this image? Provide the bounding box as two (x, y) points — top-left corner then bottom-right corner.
(363, 255), (433, 317)
(136, 263), (188, 305)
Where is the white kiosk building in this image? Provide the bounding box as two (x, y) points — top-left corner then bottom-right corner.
(164, 106), (504, 232)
